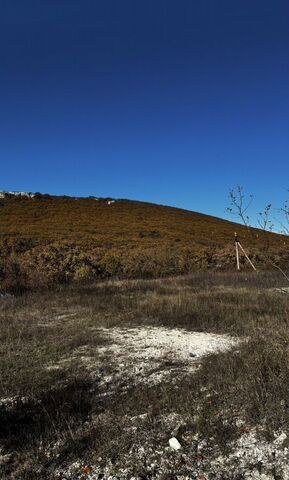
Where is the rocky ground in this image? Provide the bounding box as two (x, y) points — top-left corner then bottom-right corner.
(55, 428), (289, 480)
(46, 326), (288, 480)
(2, 274), (289, 479)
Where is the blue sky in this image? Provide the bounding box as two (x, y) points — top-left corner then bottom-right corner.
(0, 0), (288, 220)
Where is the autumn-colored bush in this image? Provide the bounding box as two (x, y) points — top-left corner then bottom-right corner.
(0, 256), (48, 293)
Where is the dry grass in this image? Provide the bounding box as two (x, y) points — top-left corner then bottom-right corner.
(1, 271), (289, 478)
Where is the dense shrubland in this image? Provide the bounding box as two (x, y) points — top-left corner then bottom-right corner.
(1, 240), (288, 293)
(0, 195), (287, 291)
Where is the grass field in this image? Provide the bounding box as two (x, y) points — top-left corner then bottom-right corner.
(1, 271), (289, 478)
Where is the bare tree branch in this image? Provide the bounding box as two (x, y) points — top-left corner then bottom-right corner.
(227, 186), (289, 286)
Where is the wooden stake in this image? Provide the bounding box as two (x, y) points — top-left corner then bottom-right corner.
(238, 242), (257, 271)
(235, 232), (240, 271)
(234, 232), (257, 272)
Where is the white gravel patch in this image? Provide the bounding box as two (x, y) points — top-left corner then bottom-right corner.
(45, 326), (238, 391)
(211, 429), (289, 479)
(98, 326), (236, 362)
(95, 326), (238, 388)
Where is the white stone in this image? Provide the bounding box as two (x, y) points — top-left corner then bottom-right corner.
(169, 437), (182, 450)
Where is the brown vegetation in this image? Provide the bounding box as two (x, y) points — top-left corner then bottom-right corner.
(0, 194), (288, 291)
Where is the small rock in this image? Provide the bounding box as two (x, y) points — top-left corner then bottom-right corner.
(236, 418), (246, 428)
(169, 437), (182, 450)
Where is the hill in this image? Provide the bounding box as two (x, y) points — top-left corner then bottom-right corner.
(0, 193), (287, 290)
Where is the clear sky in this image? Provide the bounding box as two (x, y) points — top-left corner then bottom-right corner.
(0, 0), (288, 219)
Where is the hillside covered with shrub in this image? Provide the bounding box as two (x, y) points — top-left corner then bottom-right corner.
(0, 193), (287, 290)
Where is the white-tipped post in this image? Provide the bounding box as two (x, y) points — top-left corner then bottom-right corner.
(235, 232), (240, 271)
